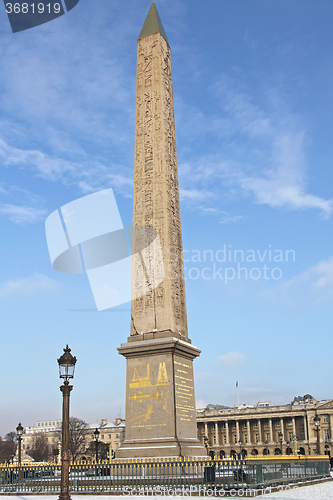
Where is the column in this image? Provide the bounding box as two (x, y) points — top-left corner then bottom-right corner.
(280, 418), (285, 441)
(258, 420), (262, 444)
(236, 421), (240, 442)
(205, 422), (208, 441)
(215, 422), (219, 445)
(307, 412), (317, 455)
(247, 421), (251, 444)
(269, 419), (273, 443)
(226, 421), (230, 445)
(304, 415), (308, 442)
(292, 417), (296, 436)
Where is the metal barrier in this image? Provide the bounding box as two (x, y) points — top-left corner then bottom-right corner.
(0, 456), (330, 494)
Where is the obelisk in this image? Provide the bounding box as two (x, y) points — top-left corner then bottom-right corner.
(117, 2), (206, 458)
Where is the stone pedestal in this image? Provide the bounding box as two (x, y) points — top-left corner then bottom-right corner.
(116, 332), (206, 458)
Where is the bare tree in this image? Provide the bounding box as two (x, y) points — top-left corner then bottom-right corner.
(27, 434), (50, 462)
(69, 417), (89, 461)
(5, 432), (17, 443)
(0, 437), (16, 463)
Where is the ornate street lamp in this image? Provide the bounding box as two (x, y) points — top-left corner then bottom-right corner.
(16, 422), (23, 465)
(292, 433), (298, 456)
(238, 440), (243, 459)
(314, 414), (320, 455)
(278, 432), (283, 456)
(58, 345), (76, 500)
(94, 428), (100, 463)
(204, 436), (209, 455)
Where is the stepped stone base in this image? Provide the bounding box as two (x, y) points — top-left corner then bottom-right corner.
(116, 437), (206, 459)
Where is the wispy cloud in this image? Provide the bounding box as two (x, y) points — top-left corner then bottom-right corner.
(108, 173), (133, 190)
(220, 213), (244, 224)
(0, 273), (59, 298)
(0, 1), (330, 221)
(285, 257), (333, 294)
(0, 204), (47, 224)
(0, 2), (138, 207)
(219, 351), (246, 366)
(265, 256), (333, 305)
(180, 188), (214, 202)
(0, 138), (77, 180)
(196, 399), (208, 409)
(238, 132), (333, 217)
(0, 138), (133, 199)
(177, 77), (332, 218)
(0, 181), (47, 224)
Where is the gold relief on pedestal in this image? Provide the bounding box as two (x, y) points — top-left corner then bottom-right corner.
(128, 362), (171, 428)
(130, 364), (152, 389)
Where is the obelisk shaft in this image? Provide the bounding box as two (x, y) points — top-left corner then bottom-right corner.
(117, 3), (206, 459)
(131, 4), (187, 338)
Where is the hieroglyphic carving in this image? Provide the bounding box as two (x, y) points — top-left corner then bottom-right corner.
(131, 31), (188, 337)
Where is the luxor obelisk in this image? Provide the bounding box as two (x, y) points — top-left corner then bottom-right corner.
(117, 2), (206, 458)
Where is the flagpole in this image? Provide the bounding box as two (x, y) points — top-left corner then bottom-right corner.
(236, 381), (240, 407)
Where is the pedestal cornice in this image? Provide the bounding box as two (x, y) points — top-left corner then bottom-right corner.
(118, 336), (201, 360)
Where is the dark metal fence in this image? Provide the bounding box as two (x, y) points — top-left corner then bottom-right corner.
(0, 457), (330, 494)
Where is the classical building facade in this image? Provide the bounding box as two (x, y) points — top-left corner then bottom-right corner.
(16, 395), (333, 462)
(22, 419), (62, 457)
(196, 395), (333, 458)
(93, 418), (125, 454)
(20, 418), (125, 461)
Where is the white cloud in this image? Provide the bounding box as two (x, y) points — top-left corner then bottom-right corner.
(219, 351), (246, 366)
(266, 257), (333, 305)
(0, 138), (77, 180)
(0, 274), (59, 298)
(177, 78), (332, 218)
(238, 132), (333, 217)
(220, 213), (244, 224)
(0, 204), (47, 224)
(196, 399), (208, 409)
(77, 181), (96, 194)
(180, 188), (214, 201)
(285, 257), (333, 292)
(0, 138), (133, 199)
(0, 2), (330, 222)
(108, 173), (133, 189)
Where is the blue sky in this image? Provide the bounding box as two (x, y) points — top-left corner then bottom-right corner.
(0, 0), (332, 437)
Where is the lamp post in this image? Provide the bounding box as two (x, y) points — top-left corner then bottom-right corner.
(292, 433), (297, 456)
(204, 436), (209, 455)
(94, 428), (100, 463)
(314, 414), (320, 455)
(325, 441), (330, 456)
(16, 422), (23, 465)
(58, 345), (77, 500)
(278, 432), (283, 456)
(238, 440), (243, 459)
